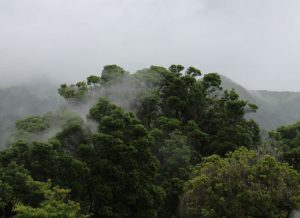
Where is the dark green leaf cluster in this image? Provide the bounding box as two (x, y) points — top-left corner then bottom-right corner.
(269, 121), (300, 171)
(0, 161), (86, 217)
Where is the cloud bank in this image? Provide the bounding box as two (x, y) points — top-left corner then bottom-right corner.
(0, 0), (300, 90)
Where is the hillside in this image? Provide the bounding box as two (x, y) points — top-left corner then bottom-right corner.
(0, 83), (62, 147)
(221, 75), (300, 130)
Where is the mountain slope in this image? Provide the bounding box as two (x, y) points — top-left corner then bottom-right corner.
(220, 75), (300, 130)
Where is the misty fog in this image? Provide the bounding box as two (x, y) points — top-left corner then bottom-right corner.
(1, 0), (300, 90)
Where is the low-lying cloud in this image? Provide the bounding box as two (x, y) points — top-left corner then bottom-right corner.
(0, 0), (300, 90)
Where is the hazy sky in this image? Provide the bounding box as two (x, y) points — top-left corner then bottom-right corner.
(1, 0), (300, 90)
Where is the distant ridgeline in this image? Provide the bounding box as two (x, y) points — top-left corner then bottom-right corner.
(220, 75), (300, 130)
(0, 65), (299, 217)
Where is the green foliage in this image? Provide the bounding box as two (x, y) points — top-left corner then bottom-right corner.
(157, 130), (191, 218)
(169, 65), (184, 74)
(67, 64), (260, 217)
(0, 64), (267, 218)
(57, 65), (260, 158)
(101, 65), (128, 83)
(135, 65), (260, 157)
(10, 109), (84, 144)
(181, 147), (300, 218)
(87, 98), (164, 218)
(16, 116), (50, 133)
(0, 162), (85, 217)
(186, 66), (201, 77)
(87, 75), (102, 86)
(14, 180), (87, 218)
(269, 121), (300, 171)
(0, 163), (37, 217)
(58, 81), (89, 101)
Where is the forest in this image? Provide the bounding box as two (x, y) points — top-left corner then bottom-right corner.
(0, 65), (300, 218)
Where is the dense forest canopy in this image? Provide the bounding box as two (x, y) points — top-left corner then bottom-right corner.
(0, 65), (299, 217)
(2, 72), (300, 148)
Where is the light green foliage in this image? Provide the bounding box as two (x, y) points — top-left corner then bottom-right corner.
(16, 116), (49, 133)
(14, 180), (87, 218)
(10, 109), (84, 143)
(11, 115), (51, 144)
(181, 147), (300, 218)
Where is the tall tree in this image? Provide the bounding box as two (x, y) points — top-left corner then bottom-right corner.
(85, 98), (164, 217)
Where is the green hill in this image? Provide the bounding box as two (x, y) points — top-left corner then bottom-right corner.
(220, 75), (300, 130)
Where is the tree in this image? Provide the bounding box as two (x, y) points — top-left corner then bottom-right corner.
(186, 67), (201, 77)
(0, 162), (86, 218)
(269, 121), (300, 171)
(0, 163), (36, 217)
(57, 65), (260, 158)
(101, 65), (128, 83)
(10, 109), (84, 144)
(157, 130), (191, 218)
(58, 82), (88, 101)
(180, 147), (300, 218)
(14, 180), (87, 218)
(135, 65), (260, 156)
(87, 75), (102, 86)
(15, 116), (50, 133)
(85, 98), (164, 218)
(4, 64), (263, 218)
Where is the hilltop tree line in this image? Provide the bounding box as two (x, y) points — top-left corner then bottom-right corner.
(0, 65), (299, 218)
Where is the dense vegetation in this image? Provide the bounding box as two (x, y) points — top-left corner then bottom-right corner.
(0, 65), (299, 217)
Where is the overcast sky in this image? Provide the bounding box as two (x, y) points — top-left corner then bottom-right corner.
(0, 0), (300, 90)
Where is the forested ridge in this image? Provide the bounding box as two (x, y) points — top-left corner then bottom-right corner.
(0, 65), (300, 218)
